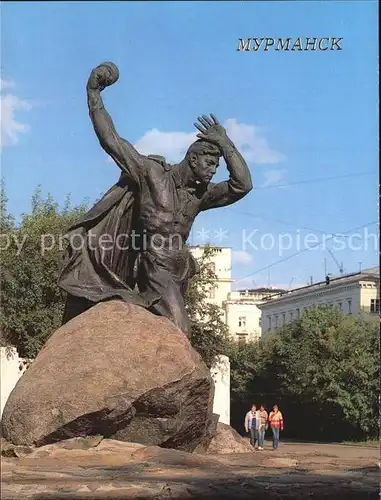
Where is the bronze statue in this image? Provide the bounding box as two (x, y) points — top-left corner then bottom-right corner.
(58, 62), (253, 336)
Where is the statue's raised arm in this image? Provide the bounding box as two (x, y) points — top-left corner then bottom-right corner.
(86, 62), (144, 183)
(195, 115), (253, 211)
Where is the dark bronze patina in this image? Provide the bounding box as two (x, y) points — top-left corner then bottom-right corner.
(58, 62), (253, 336)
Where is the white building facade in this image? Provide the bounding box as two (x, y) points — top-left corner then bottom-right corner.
(189, 246), (232, 308)
(223, 289), (283, 342)
(190, 245), (281, 341)
(259, 267), (380, 337)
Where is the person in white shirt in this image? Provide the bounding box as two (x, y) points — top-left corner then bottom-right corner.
(244, 404), (259, 449)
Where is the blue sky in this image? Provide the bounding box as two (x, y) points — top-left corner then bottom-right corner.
(1, 1), (378, 289)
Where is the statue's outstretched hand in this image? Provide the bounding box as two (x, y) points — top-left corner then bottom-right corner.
(87, 62), (119, 92)
(194, 114), (229, 148)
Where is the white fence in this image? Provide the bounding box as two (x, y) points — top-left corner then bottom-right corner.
(211, 354), (230, 425)
(0, 347), (29, 419)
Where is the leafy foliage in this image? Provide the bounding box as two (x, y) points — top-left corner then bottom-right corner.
(185, 245), (229, 367)
(0, 179), (15, 233)
(228, 306), (379, 440)
(0, 185), (87, 358)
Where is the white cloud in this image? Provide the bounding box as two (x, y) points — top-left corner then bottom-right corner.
(134, 129), (197, 164)
(0, 79), (33, 149)
(224, 119), (284, 165)
(262, 169), (287, 188)
(133, 118), (284, 165)
(0, 79), (15, 91)
(232, 250), (253, 265)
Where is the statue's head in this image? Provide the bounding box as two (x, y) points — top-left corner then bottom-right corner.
(185, 140), (222, 184)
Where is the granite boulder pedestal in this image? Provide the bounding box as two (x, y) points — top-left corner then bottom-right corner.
(1, 300), (218, 452)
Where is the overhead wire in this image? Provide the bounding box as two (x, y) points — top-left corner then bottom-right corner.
(234, 220), (378, 285)
(254, 170), (376, 190)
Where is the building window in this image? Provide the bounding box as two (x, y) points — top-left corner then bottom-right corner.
(208, 287), (215, 299)
(289, 311), (293, 321)
(370, 299), (380, 313)
(268, 316), (272, 331)
(348, 299), (352, 314)
(296, 308), (300, 319)
(338, 302), (342, 312)
(282, 312), (286, 323)
(275, 315), (278, 328)
(238, 316), (246, 328)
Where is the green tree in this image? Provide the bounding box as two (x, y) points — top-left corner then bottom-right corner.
(0, 178), (15, 233)
(1, 179), (16, 347)
(273, 307), (379, 436)
(225, 339), (260, 400)
(228, 306), (379, 440)
(224, 334), (284, 432)
(0, 186), (87, 358)
(185, 245), (229, 367)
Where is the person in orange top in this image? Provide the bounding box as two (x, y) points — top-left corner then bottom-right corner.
(268, 405), (284, 450)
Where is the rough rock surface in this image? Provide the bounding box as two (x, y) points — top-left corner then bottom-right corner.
(0, 438), (34, 458)
(1, 439), (378, 499)
(1, 300), (216, 451)
(205, 422), (254, 454)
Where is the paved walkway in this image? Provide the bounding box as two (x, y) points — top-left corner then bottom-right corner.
(245, 439), (379, 459)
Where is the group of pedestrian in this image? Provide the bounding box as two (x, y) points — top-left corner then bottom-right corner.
(244, 404), (284, 451)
